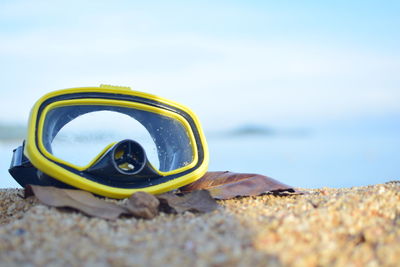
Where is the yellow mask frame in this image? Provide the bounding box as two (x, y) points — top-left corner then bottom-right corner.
(9, 85), (209, 199)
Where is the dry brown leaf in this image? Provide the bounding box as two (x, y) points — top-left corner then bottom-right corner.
(126, 191), (159, 219)
(157, 190), (218, 213)
(180, 171), (296, 199)
(25, 185), (128, 220)
(25, 185), (218, 220)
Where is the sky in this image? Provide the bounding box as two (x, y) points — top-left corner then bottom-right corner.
(0, 0), (399, 130)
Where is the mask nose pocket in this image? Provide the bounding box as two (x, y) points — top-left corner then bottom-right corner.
(85, 139), (160, 181)
(113, 140), (145, 174)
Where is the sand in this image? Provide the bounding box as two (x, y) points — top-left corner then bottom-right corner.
(0, 182), (399, 267)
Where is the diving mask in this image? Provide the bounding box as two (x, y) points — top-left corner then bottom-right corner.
(9, 85), (209, 198)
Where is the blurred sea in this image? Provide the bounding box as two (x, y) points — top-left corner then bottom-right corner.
(1, 118), (399, 189)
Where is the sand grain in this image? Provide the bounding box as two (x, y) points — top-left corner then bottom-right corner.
(1, 183), (399, 266)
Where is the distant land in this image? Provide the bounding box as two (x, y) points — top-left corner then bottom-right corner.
(226, 124), (275, 137)
(0, 123), (26, 141)
(209, 124), (311, 138)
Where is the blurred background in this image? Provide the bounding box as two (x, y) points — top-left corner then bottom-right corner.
(0, 0), (399, 188)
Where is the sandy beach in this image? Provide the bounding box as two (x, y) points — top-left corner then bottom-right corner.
(0, 182), (399, 266)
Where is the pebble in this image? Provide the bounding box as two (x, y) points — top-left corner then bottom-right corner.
(0, 183), (399, 266)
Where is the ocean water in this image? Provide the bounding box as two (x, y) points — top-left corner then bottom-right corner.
(208, 131), (399, 188)
(1, 123), (399, 189)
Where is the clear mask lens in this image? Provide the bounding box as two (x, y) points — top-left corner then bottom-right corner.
(42, 105), (195, 172)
